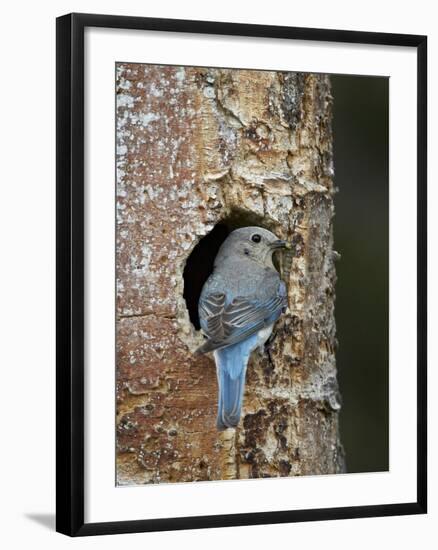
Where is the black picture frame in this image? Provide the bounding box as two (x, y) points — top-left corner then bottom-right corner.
(56, 12), (427, 537)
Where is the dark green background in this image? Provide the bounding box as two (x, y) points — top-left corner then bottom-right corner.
(331, 75), (389, 473)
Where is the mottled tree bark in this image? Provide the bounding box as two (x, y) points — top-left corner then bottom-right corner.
(116, 64), (345, 484)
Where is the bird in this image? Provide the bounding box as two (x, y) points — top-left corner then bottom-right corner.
(195, 226), (290, 430)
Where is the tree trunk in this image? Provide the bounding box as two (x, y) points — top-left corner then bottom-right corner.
(116, 64), (345, 484)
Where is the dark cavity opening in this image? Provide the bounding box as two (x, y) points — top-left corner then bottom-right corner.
(183, 223), (229, 330)
(183, 210), (277, 331)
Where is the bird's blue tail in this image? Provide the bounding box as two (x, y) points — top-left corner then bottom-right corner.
(214, 343), (250, 430)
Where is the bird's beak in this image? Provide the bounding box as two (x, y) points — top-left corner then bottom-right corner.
(270, 240), (291, 250)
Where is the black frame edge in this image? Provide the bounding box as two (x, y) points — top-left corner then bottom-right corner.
(56, 12), (428, 537)
(56, 13), (85, 536)
(71, 11), (426, 47)
(73, 503), (422, 537)
(56, 13), (73, 536)
(416, 36), (427, 514)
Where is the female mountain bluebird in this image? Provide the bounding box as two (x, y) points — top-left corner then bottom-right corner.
(196, 227), (289, 430)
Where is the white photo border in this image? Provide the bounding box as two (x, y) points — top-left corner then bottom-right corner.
(81, 25), (419, 525)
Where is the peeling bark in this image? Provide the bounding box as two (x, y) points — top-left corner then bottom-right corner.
(116, 64), (345, 485)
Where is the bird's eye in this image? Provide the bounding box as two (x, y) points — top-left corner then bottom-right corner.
(251, 234), (261, 243)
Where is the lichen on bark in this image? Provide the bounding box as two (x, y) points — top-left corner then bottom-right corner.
(116, 63), (345, 485)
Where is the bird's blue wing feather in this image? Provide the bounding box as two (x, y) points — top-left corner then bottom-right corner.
(197, 281), (287, 354)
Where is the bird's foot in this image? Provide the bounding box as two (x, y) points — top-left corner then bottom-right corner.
(263, 330), (277, 366)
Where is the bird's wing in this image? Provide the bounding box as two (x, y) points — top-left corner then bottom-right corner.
(196, 282), (287, 354)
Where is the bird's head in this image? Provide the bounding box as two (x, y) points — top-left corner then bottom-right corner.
(215, 226), (290, 268)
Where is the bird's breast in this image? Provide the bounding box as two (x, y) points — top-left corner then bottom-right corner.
(257, 325), (274, 346)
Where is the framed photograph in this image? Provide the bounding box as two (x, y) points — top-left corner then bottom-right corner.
(56, 13), (427, 536)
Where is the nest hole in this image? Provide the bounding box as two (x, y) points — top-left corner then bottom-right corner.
(183, 223), (229, 330)
(183, 210), (278, 330)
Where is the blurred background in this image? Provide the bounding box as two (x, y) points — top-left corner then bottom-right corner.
(331, 75), (389, 473)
